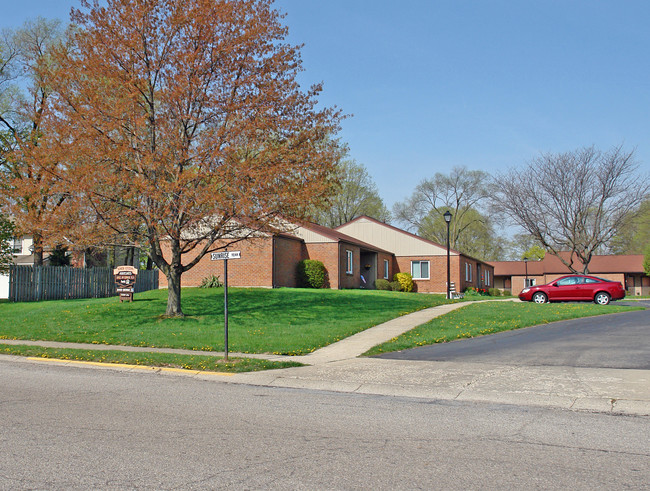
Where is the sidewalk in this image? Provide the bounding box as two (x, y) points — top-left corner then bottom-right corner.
(3, 300), (649, 416)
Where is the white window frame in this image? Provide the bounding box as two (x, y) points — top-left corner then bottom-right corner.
(525, 278), (536, 287)
(383, 259), (389, 279)
(485, 270), (490, 286)
(346, 250), (353, 274)
(465, 263), (472, 282)
(411, 260), (430, 280)
(12, 237), (22, 254)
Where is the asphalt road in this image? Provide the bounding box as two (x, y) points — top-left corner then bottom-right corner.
(376, 304), (650, 369)
(1, 359), (648, 490)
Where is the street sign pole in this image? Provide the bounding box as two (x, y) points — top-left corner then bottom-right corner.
(210, 250), (240, 362)
(224, 254), (229, 361)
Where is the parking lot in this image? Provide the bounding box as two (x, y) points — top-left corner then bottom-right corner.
(377, 302), (650, 369)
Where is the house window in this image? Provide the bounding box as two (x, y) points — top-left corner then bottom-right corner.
(346, 250), (353, 274)
(525, 278), (536, 287)
(411, 260), (430, 280)
(485, 270), (490, 286)
(383, 259), (389, 279)
(12, 237), (22, 254)
(465, 263), (472, 281)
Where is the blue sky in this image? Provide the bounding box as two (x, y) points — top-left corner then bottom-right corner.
(4, 0), (650, 208)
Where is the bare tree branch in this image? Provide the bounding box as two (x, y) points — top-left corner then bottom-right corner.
(491, 145), (649, 273)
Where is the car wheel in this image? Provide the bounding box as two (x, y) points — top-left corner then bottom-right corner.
(594, 292), (611, 305)
(532, 292), (547, 304)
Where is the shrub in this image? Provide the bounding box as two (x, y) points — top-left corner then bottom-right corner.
(389, 281), (402, 291)
(393, 272), (414, 293)
(296, 259), (327, 288)
(488, 288), (502, 297)
(374, 279), (391, 291)
(199, 274), (222, 288)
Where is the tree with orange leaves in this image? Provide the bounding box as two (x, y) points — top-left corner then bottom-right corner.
(0, 18), (71, 265)
(49, 0), (343, 316)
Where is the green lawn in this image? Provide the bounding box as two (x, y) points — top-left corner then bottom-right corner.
(0, 344), (301, 372)
(364, 301), (643, 356)
(0, 287), (452, 355)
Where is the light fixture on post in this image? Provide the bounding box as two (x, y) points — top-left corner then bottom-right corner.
(443, 210), (452, 299)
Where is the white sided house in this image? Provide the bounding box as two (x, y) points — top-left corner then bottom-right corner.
(1, 236), (36, 299)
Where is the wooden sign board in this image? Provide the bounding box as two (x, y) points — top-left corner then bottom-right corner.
(113, 266), (138, 302)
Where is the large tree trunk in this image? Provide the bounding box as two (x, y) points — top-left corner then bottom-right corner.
(32, 233), (44, 266)
(165, 238), (184, 316)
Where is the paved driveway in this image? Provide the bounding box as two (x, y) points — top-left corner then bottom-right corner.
(376, 302), (650, 369)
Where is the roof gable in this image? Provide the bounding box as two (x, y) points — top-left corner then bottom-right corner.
(292, 220), (393, 254)
(336, 215), (456, 257)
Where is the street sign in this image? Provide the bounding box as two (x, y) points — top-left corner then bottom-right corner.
(209, 250), (241, 361)
(211, 251), (241, 260)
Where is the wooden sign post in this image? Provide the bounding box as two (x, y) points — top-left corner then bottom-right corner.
(210, 250), (241, 360)
(114, 265), (138, 302)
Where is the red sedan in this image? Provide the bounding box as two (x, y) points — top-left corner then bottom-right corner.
(518, 275), (626, 305)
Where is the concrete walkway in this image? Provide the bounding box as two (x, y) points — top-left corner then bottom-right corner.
(3, 300), (649, 416)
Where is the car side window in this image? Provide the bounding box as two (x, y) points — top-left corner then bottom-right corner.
(557, 277), (578, 286)
(584, 278), (599, 284)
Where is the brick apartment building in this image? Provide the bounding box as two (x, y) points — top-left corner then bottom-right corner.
(159, 216), (494, 294)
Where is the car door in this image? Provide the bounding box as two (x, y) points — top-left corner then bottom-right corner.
(572, 276), (595, 300)
(550, 276), (581, 301)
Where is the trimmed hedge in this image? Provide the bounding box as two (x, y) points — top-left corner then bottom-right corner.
(375, 278), (391, 291)
(296, 260), (328, 288)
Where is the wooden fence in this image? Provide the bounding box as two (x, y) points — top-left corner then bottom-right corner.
(8, 265), (159, 302)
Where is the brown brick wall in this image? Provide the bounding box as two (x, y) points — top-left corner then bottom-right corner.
(158, 238), (275, 288)
(273, 236), (306, 288)
(459, 257), (494, 291)
(339, 243), (361, 289)
(395, 256), (457, 293)
(304, 242), (343, 289)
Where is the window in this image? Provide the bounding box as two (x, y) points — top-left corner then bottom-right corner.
(383, 259), (389, 279)
(465, 262), (472, 281)
(485, 270), (490, 286)
(346, 250), (353, 274)
(525, 278), (536, 287)
(12, 237), (22, 254)
(411, 260), (430, 280)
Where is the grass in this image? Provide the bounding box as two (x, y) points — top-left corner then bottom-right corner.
(0, 344), (302, 372)
(0, 287), (452, 355)
(364, 301), (643, 356)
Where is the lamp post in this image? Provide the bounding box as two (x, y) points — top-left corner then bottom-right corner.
(444, 210), (452, 299)
(524, 257), (529, 289)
